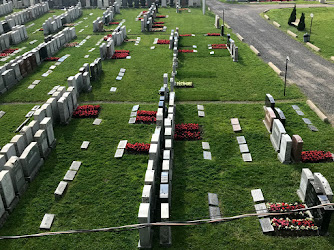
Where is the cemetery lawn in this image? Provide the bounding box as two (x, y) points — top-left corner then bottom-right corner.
(265, 7), (334, 60)
(0, 7), (334, 250)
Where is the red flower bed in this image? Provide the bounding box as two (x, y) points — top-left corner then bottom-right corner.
(0, 48), (18, 57)
(301, 151), (333, 163)
(156, 15), (166, 18)
(137, 110), (157, 116)
(271, 218), (317, 231)
(138, 17), (143, 20)
(154, 22), (164, 24)
(175, 123), (201, 140)
(207, 33), (221, 36)
(136, 116), (156, 123)
(267, 203), (305, 212)
(45, 57), (60, 61)
(180, 34), (192, 36)
(157, 39), (169, 44)
(178, 49), (194, 53)
(212, 44), (227, 49)
(104, 34), (113, 41)
(112, 50), (130, 59)
(109, 22), (119, 25)
(126, 142), (150, 154)
(72, 105), (101, 118)
(153, 25), (164, 28)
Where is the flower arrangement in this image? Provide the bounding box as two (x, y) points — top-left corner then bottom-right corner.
(136, 110), (157, 124)
(156, 15), (166, 18)
(112, 50), (130, 59)
(157, 39), (169, 44)
(0, 48), (18, 57)
(301, 151), (333, 163)
(64, 42), (79, 47)
(180, 34), (192, 36)
(212, 44), (227, 49)
(175, 123), (201, 140)
(207, 33), (221, 36)
(178, 49), (194, 53)
(154, 22), (164, 24)
(104, 34), (113, 41)
(137, 110), (157, 116)
(72, 105), (101, 118)
(153, 25), (164, 28)
(126, 142), (150, 154)
(176, 81), (193, 88)
(266, 202), (306, 213)
(45, 57), (60, 61)
(271, 217), (318, 231)
(109, 22), (119, 25)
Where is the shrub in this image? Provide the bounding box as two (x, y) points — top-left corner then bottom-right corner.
(288, 5), (297, 25)
(297, 13), (306, 31)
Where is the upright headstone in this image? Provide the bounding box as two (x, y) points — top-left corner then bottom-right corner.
(3, 156), (27, 197)
(297, 168), (314, 202)
(19, 142), (44, 182)
(277, 134), (292, 164)
(40, 117), (56, 148)
(270, 119), (286, 152)
(265, 94), (275, 109)
(138, 203), (152, 248)
(291, 135), (303, 163)
(0, 170), (17, 212)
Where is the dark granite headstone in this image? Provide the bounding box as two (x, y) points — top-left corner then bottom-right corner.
(265, 94), (275, 109)
(274, 107), (286, 127)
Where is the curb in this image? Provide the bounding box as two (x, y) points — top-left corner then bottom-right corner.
(306, 100), (329, 123)
(268, 62), (283, 76)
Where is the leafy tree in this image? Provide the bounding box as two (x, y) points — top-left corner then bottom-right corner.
(297, 13), (306, 31)
(288, 5), (297, 25)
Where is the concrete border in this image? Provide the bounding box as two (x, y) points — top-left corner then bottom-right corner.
(250, 45), (260, 56)
(287, 30), (298, 38)
(236, 33), (244, 42)
(306, 100), (329, 123)
(224, 23), (231, 29)
(264, 14), (270, 20)
(268, 62), (283, 76)
(273, 21), (281, 28)
(306, 42), (320, 52)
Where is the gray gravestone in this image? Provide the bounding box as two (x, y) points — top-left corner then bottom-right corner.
(3, 156), (27, 197)
(19, 142), (44, 182)
(54, 181), (68, 199)
(69, 161), (81, 171)
(208, 193), (219, 206)
(63, 170), (77, 181)
(251, 189), (264, 203)
(40, 214), (55, 230)
(0, 170), (16, 210)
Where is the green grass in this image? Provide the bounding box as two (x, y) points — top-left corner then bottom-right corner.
(265, 7), (334, 60)
(0, 6), (333, 250)
(218, 0), (323, 4)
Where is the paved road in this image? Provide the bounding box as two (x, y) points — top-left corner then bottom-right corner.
(206, 1), (334, 122)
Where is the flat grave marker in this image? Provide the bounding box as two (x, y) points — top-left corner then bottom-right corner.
(203, 151), (212, 160)
(114, 149), (124, 158)
(202, 142), (210, 150)
(54, 181), (68, 199)
(80, 141), (90, 150)
(40, 214), (55, 230)
(129, 117), (136, 124)
(63, 170), (77, 181)
(236, 136), (246, 144)
(242, 153), (252, 162)
(239, 144), (249, 153)
(251, 189), (264, 203)
(208, 193), (219, 206)
(302, 118), (312, 125)
(198, 111), (205, 117)
(69, 161), (82, 171)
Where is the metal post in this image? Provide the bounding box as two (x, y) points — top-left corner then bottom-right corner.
(284, 56), (290, 96)
(223, 9), (224, 26)
(309, 13), (314, 40)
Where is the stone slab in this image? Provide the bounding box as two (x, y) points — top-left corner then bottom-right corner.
(254, 203), (268, 218)
(302, 118), (312, 125)
(110, 87), (117, 92)
(117, 140), (128, 149)
(93, 118), (102, 125)
(251, 189), (264, 203)
(208, 193), (219, 206)
(197, 105), (204, 111)
(69, 161), (81, 171)
(0, 111), (6, 119)
(40, 214), (55, 230)
(132, 105), (139, 112)
(129, 117), (136, 124)
(80, 141), (90, 150)
(209, 206), (221, 219)
(198, 111), (205, 117)
(259, 217), (274, 234)
(232, 124), (242, 132)
(308, 125), (318, 132)
(202, 142), (210, 150)
(292, 105), (300, 110)
(236, 136), (246, 144)
(114, 148), (124, 158)
(239, 144), (249, 153)
(63, 170), (77, 181)
(242, 153), (252, 162)
(203, 151), (212, 160)
(231, 118), (239, 125)
(54, 181), (68, 199)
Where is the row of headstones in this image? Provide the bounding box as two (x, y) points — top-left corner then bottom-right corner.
(92, 4), (120, 31)
(0, 1), (13, 17)
(0, 115), (56, 227)
(226, 34), (238, 62)
(0, 24), (28, 52)
(99, 26), (126, 59)
(0, 27), (77, 95)
(138, 85), (176, 248)
(140, 3), (157, 32)
(12, 0), (42, 9)
(263, 94), (304, 164)
(67, 58), (102, 93)
(2, 2), (49, 34)
(168, 27), (179, 93)
(43, 2), (82, 36)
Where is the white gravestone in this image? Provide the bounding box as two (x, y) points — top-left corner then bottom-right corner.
(3, 156), (27, 196)
(0, 143), (17, 162)
(297, 168), (314, 202)
(33, 129), (50, 159)
(138, 203), (152, 248)
(19, 142), (44, 182)
(0, 170), (16, 209)
(40, 117), (56, 148)
(277, 134), (292, 164)
(270, 119), (286, 152)
(314, 173), (333, 202)
(10, 135), (27, 156)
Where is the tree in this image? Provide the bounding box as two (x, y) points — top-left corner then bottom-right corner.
(297, 13), (306, 31)
(288, 5), (297, 25)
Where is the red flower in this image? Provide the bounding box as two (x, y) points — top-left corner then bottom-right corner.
(211, 44), (227, 49)
(72, 105), (101, 118)
(207, 33), (221, 36)
(126, 142), (150, 154)
(174, 123), (201, 141)
(180, 34), (192, 36)
(156, 15), (166, 18)
(157, 39), (169, 44)
(178, 49), (194, 53)
(301, 151), (333, 163)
